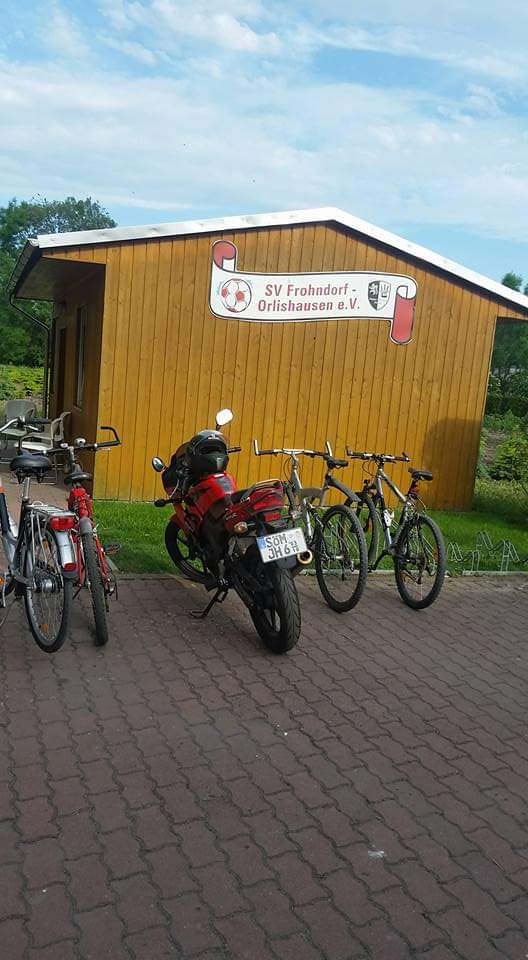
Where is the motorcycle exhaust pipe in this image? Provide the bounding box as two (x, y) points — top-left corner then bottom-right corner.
(297, 550), (313, 566)
(291, 549), (313, 576)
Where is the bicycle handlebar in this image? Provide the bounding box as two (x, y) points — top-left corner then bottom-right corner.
(0, 417), (39, 435)
(253, 438), (337, 461)
(346, 447), (410, 463)
(48, 425), (121, 457)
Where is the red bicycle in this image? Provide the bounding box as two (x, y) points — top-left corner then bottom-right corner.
(49, 426), (121, 646)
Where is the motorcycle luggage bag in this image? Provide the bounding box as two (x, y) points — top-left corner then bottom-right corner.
(225, 480), (284, 530)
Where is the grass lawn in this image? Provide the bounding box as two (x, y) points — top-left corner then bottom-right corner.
(94, 479), (528, 576)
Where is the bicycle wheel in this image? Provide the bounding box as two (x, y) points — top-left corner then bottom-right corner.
(81, 530), (109, 647)
(347, 492), (379, 567)
(24, 528), (72, 653)
(314, 504), (368, 612)
(165, 521), (208, 584)
(394, 515), (446, 609)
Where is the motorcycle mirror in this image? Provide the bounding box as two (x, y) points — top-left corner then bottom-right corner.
(215, 408), (233, 429)
(152, 456), (166, 473)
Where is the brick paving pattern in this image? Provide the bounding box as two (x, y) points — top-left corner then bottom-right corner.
(0, 569), (527, 958)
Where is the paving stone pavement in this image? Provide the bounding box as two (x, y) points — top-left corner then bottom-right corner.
(0, 571), (528, 959)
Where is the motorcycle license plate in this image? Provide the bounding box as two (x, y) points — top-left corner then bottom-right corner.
(257, 527), (307, 563)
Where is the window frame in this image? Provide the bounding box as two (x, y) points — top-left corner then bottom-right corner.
(75, 305), (87, 409)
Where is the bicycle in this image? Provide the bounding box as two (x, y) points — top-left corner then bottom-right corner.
(253, 440), (368, 612)
(346, 448), (446, 609)
(0, 418), (77, 652)
(45, 427), (121, 647)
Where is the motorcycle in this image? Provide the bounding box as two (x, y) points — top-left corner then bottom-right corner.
(152, 410), (311, 653)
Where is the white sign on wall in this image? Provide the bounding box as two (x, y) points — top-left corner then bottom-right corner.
(209, 240), (418, 344)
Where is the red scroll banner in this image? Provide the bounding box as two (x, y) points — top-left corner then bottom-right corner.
(210, 241), (417, 344)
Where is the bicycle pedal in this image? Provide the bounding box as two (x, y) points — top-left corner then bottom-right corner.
(103, 542), (121, 556)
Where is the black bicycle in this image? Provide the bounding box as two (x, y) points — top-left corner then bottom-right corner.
(346, 449), (446, 609)
(253, 440), (368, 612)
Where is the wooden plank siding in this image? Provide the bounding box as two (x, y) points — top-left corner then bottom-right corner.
(43, 223), (528, 509)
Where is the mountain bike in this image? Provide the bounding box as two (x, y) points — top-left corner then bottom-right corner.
(346, 448), (446, 609)
(46, 427), (121, 647)
(253, 440), (368, 612)
(0, 418), (77, 652)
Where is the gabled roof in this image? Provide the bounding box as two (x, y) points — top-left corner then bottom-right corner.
(10, 206), (528, 312)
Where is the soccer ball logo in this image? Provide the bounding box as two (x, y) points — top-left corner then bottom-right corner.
(220, 278), (251, 313)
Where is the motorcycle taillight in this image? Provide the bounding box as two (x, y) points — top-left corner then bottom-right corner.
(262, 509), (282, 522)
(248, 484), (284, 516)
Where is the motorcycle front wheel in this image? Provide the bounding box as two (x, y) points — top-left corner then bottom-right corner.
(165, 521), (209, 584)
(249, 565), (301, 654)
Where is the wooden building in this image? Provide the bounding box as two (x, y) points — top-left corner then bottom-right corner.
(9, 208), (528, 509)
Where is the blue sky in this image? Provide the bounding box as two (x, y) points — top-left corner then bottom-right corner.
(1, 0), (527, 282)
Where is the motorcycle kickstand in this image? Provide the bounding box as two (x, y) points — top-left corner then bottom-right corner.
(190, 587), (228, 620)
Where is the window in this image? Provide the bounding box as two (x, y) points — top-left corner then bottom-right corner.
(75, 305), (87, 407)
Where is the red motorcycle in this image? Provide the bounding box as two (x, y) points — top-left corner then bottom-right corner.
(152, 410), (311, 653)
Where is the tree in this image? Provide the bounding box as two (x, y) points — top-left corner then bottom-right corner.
(492, 430), (528, 494)
(502, 271), (523, 292)
(486, 271), (528, 417)
(0, 196), (116, 367)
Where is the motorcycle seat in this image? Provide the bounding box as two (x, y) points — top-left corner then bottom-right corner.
(230, 488), (248, 503)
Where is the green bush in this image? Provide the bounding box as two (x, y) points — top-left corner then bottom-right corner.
(476, 430), (490, 479)
(485, 373), (502, 415)
(0, 364), (43, 401)
(491, 430), (528, 490)
(507, 371), (528, 418)
(483, 410), (524, 433)
(0, 364), (44, 419)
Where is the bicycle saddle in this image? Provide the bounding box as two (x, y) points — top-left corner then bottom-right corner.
(10, 453), (51, 477)
(63, 469), (93, 486)
(409, 468), (433, 481)
(327, 457), (348, 469)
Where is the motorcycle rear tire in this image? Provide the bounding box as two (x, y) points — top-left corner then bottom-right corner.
(250, 565), (301, 654)
(165, 522), (209, 584)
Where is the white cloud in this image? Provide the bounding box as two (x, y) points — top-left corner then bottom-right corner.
(40, 3), (91, 60)
(99, 34), (158, 65)
(1, 53), (527, 242)
(99, 0), (282, 55)
(1, 0), (527, 258)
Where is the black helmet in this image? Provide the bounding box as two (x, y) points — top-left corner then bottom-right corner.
(185, 430), (229, 478)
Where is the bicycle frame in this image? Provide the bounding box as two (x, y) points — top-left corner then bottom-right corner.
(56, 434), (120, 599)
(372, 468), (412, 550)
(1, 476), (32, 589)
(355, 459), (422, 570)
(0, 477), (77, 603)
(67, 484), (113, 594)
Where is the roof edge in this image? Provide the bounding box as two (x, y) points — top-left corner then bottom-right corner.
(8, 239), (40, 298)
(24, 206), (528, 314)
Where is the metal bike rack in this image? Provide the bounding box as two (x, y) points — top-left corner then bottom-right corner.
(447, 540), (481, 573)
(447, 530), (528, 574)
